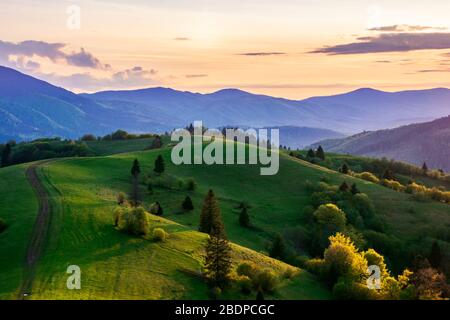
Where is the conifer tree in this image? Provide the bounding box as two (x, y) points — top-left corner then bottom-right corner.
(269, 234), (286, 260)
(130, 159), (141, 206)
(307, 149), (315, 158)
(422, 162), (428, 174)
(351, 183), (360, 195)
(204, 226), (232, 288)
(199, 190), (225, 237)
(154, 155), (165, 174)
(131, 159), (141, 178)
(239, 207), (250, 227)
(182, 196), (194, 211)
(316, 146), (325, 160)
(341, 163), (349, 174)
(339, 182), (349, 192)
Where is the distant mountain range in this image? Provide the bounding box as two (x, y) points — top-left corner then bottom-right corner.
(311, 116), (450, 171)
(1, 66), (450, 149)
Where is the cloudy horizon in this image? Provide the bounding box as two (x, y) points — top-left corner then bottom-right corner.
(1, 0), (450, 98)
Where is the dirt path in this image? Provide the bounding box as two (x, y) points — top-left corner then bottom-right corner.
(18, 161), (54, 299)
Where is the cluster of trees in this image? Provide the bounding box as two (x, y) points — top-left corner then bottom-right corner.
(305, 146), (326, 161)
(81, 130), (157, 142)
(0, 139), (94, 167)
(306, 233), (449, 299)
(341, 165), (450, 204)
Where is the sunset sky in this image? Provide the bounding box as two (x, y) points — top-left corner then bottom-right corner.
(1, 0), (450, 98)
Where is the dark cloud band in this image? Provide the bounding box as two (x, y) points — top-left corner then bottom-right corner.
(311, 33), (450, 55)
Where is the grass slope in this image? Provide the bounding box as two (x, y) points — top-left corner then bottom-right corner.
(8, 157), (329, 300)
(86, 138), (155, 156)
(0, 165), (38, 299)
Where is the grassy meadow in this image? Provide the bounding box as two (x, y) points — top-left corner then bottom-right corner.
(0, 141), (449, 299)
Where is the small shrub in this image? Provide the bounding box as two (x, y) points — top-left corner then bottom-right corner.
(237, 262), (257, 278)
(185, 178), (197, 191)
(153, 228), (168, 241)
(253, 269), (278, 293)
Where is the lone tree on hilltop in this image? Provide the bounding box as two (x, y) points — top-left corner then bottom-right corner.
(199, 190), (225, 238)
(154, 155), (165, 174)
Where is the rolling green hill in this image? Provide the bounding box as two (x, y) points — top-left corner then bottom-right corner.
(0, 153), (331, 300)
(1, 141), (449, 300)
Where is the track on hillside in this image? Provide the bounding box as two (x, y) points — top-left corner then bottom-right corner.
(18, 161), (55, 299)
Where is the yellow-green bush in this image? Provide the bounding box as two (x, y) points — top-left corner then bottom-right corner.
(353, 172), (380, 184)
(381, 179), (405, 192)
(153, 227), (169, 241)
(115, 206), (150, 235)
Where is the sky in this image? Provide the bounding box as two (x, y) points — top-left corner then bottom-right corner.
(1, 0), (450, 99)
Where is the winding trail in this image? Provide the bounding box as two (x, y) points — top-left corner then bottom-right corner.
(18, 161), (54, 299)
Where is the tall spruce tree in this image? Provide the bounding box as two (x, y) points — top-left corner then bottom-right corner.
(154, 155), (165, 174)
(131, 159), (141, 177)
(199, 189), (225, 237)
(269, 234), (286, 260)
(130, 159), (141, 206)
(239, 207), (250, 227)
(422, 162), (429, 174)
(316, 146), (325, 160)
(204, 226), (232, 288)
